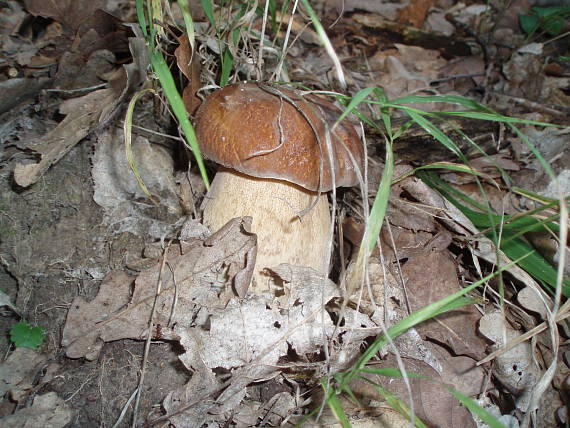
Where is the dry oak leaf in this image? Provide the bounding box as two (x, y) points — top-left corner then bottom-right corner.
(62, 218), (257, 360)
(24, 0), (105, 32)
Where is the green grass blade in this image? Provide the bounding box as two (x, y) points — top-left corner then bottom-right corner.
(135, 0), (148, 38)
(340, 258), (525, 388)
(333, 87), (376, 126)
(300, 0), (346, 87)
(394, 161), (495, 183)
(391, 94), (487, 110)
(445, 387), (508, 428)
(200, 0), (216, 28)
(321, 379), (351, 428)
(149, 50), (210, 189)
(405, 110), (462, 157)
(360, 367), (423, 378)
(220, 48), (234, 87)
(364, 140), (394, 253)
(178, 0), (196, 53)
(124, 88), (158, 202)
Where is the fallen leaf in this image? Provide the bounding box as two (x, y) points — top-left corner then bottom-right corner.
(13, 87), (117, 187)
(396, 0), (433, 28)
(0, 392), (72, 428)
(0, 348), (47, 398)
(13, 34), (147, 188)
(479, 310), (542, 410)
(402, 248), (488, 360)
(24, 0), (105, 32)
(175, 34), (202, 115)
(368, 43), (447, 104)
(91, 127), (184, 238)
(162, 264), (350, 426)
(62, 219), (258, 360)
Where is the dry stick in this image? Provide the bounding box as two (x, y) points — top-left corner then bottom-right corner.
(112, 388), (138, 428)
(132, 241), (172, 428)
(493, 92), (570, 119)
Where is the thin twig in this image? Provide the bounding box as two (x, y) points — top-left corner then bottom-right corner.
(132, 240), (172, 428)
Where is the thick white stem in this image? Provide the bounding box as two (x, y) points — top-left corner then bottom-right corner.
(202, 169), (331, 293)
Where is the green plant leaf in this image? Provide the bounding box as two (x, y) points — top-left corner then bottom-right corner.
(519, 14), (539, 35)
(358, 377), (428, 428)
(200, 0), (216, 28)
(321, 378), (351, 427)
(418, 171), (570, 295)
(10, 321), (45, 349)
(543, 16), (564, 35)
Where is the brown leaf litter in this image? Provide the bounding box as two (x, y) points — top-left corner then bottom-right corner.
(2, 0), (570, 426)
(10, 1), (143, 188)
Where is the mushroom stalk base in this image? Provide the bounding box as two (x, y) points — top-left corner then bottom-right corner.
(201, 169), (331, 294)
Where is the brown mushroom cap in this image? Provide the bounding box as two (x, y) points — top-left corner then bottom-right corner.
(194, 82), (363, 192)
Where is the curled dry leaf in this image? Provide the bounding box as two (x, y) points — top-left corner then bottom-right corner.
(62, 218), (257, 360)
(479, 310), (542, 410)
(175, 34), (202, 115)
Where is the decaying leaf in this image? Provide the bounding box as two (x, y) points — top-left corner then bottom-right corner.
(479, 310), (542, 410)
(0, 392), (72, 428)
(24, 0), (105, 32)
(402, 249), (488, 360)
(0, 347), (47, 399)
(62, 218), (258, 360)
(13, 33), (147, 188)
(14, 88), (116, 188)
(175, 34), (202, 115)
(91, 127), (183, 238)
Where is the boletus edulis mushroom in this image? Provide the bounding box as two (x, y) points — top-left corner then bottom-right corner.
(194, 82), (363, 293)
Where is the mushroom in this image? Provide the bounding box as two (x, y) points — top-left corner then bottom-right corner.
(194, 82), (363, 293)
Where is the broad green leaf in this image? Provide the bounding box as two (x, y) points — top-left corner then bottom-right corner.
(10, 321), (45, 349)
